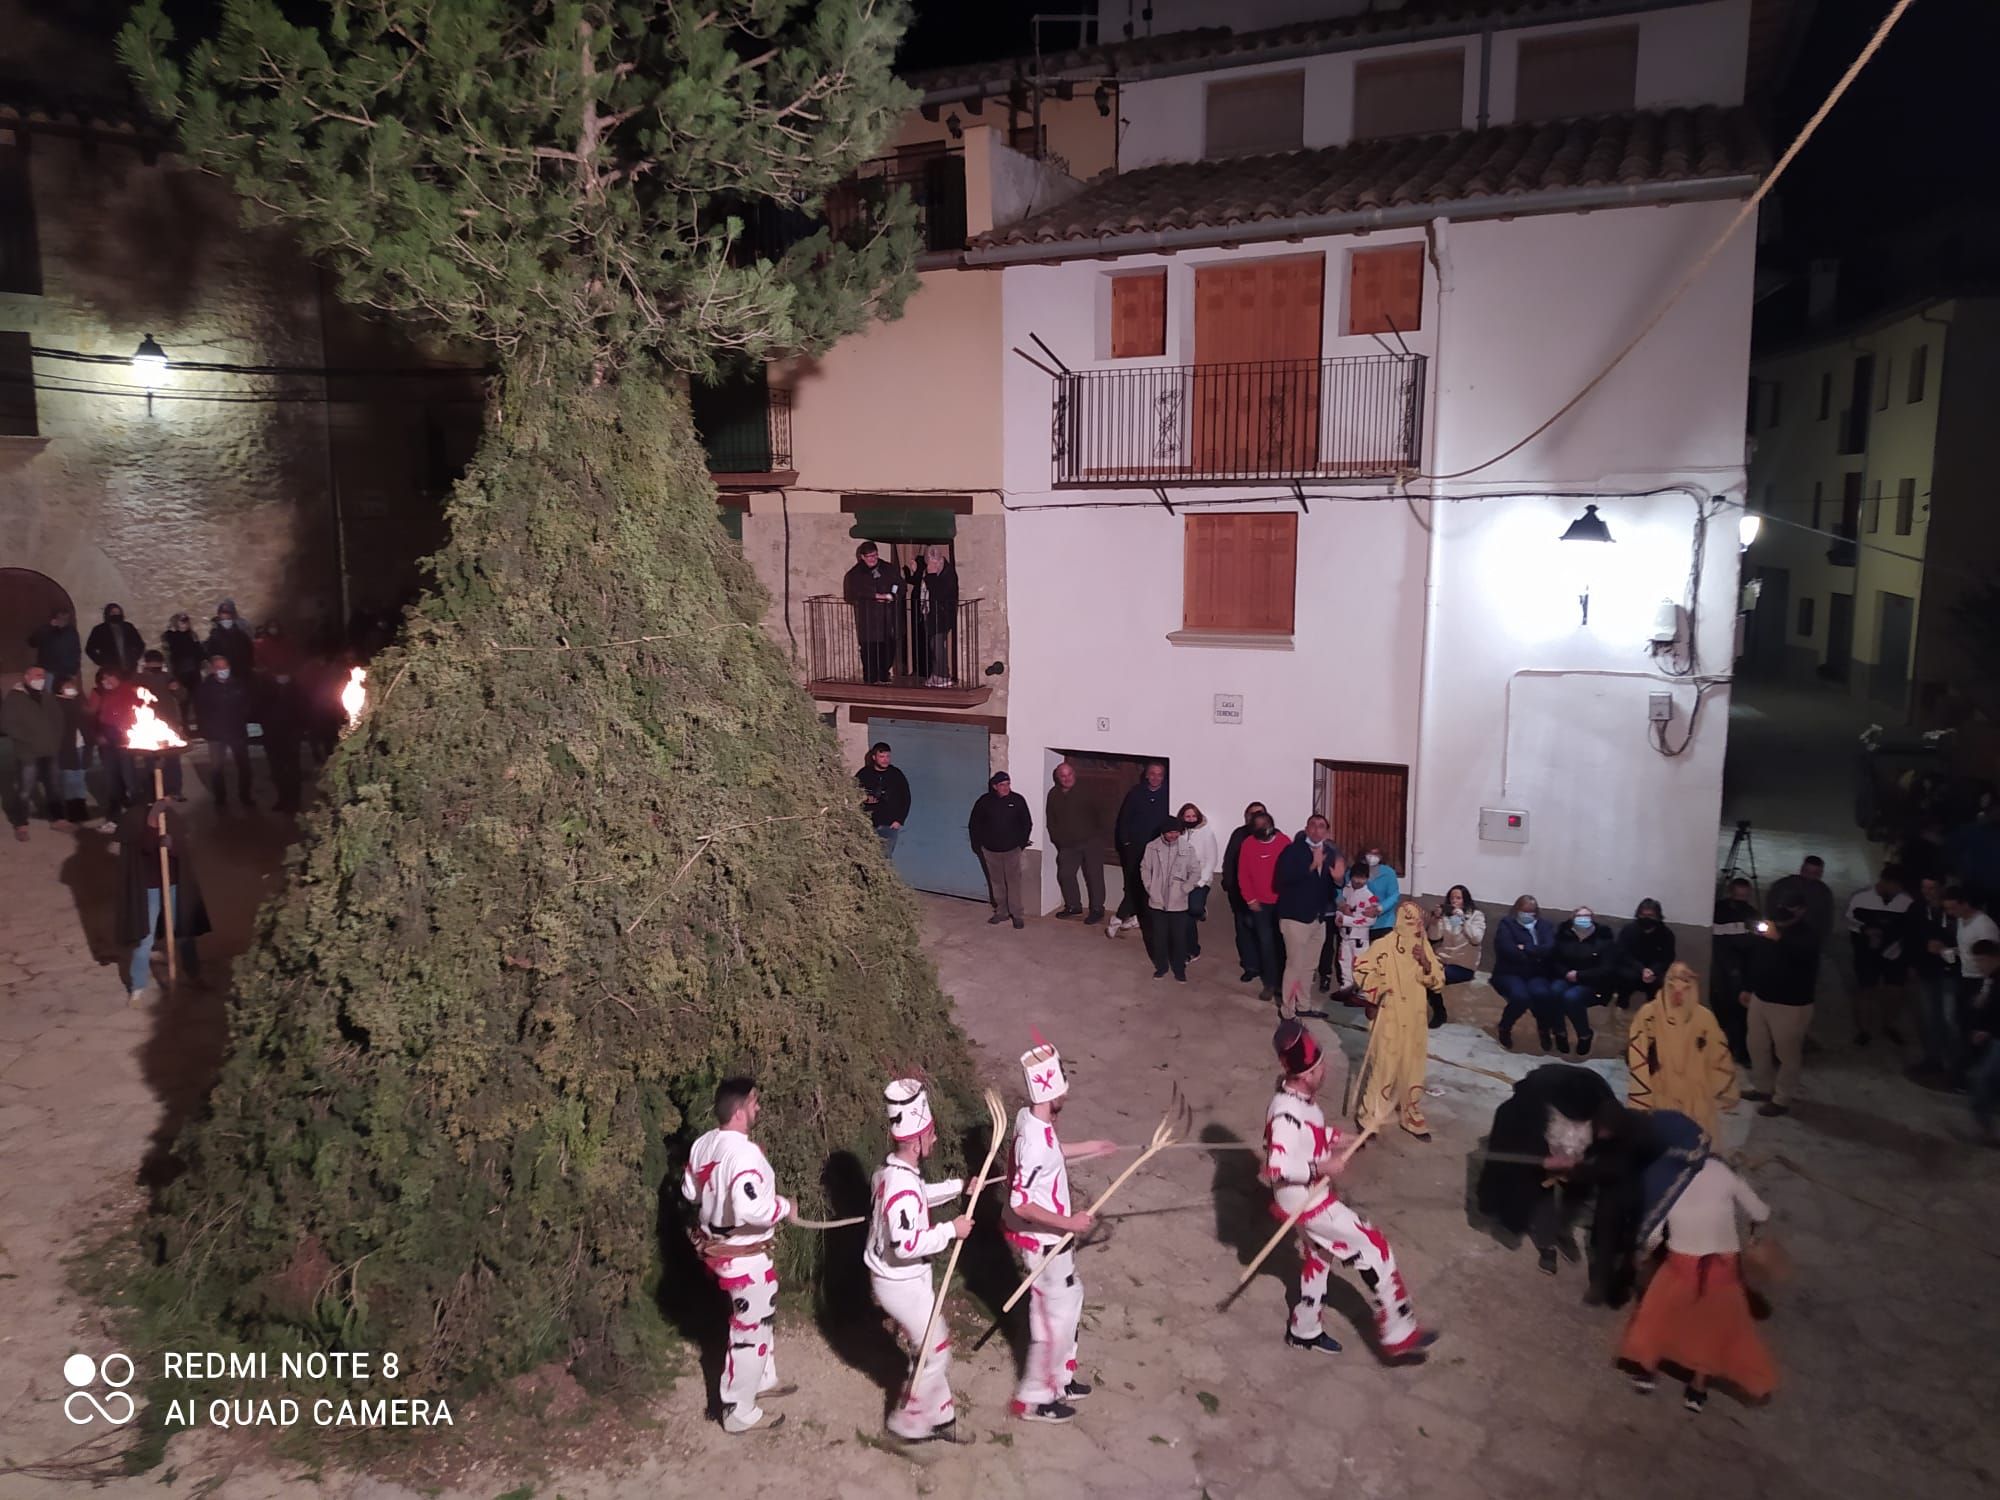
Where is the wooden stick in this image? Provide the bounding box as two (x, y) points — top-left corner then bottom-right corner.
(790, 1175), (1001, 1232)
(1214, 1107), (1390, 1313)
(1000, 1113), (1177, 1314)
(909, 1089), (1006, 1398)
(152, 762), (177, 987)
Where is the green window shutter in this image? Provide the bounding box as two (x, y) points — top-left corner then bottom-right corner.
(846, 507), (956, 542)
(717, 504), (745, 542)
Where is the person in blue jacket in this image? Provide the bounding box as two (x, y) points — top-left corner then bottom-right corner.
(1492, 894), (1559, 1052)
(1361, 842), (1401, 943)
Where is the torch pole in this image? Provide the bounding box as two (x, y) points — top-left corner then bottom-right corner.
(153, 759), (178, 986)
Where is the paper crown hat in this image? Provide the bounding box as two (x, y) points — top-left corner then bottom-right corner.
(1020, 1032), (1068, 1104)
(884, 1077), (933, 1140)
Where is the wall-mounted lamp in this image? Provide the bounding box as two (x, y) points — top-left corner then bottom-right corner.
(130, 333), (169, 388)
(1093, 81), (1113, 117)
(1558, 503), (1614, 625)
(945, 111), (963, 140)
(1738, 513), (1762, 550)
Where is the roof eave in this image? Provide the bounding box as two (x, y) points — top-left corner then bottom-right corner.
(963, 173), (1762, 267)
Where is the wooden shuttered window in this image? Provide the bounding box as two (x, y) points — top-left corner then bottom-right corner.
(1110, 271), (1167, 358)
(1347, 244), (1424, 335)
(1514, 27), (1638, 122)
(1352, 50), (1464, 141)
(1204, 71), (1305, 158)
(1183, 513), (1297, 635)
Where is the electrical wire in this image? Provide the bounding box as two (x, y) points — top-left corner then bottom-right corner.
(28, 344), (490, 380)
(1413, 0), (1919, 481)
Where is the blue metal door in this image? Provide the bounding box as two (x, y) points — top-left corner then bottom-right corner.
(870, 717), (990, 899)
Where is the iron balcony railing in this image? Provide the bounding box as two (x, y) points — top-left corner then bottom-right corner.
(805, 595), (983, 691)
(724, 148), (968, 264)
(1051, 353), (1427, 486)
(694, 379), (793, 475)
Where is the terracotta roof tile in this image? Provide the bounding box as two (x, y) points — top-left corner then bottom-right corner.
(975, 107), (1766, 254)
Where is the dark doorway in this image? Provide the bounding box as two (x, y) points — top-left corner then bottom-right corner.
(1051, 751), (1170, 867)
(1745, 565), (1790, 676)
(1824, 592), (1855, 682)
(1313, 760), (1408, 869)
(1872, 591), (1914, 712)
(0, 567), (73, 675)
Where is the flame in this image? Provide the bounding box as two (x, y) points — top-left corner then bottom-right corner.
(341, 666), (368, 728)
(125, 688), (188, 753)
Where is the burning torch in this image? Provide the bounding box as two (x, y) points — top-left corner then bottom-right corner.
(341, 666), (367, 732)
(124, 688), (188, 986)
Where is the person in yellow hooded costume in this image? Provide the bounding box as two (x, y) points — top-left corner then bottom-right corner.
(1626, 960), (1739, 1137)
(1350, 899), (1444, 1141)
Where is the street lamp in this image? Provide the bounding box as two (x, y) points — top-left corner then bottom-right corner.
(130, 333), (169, 388)
(1738, 512), (1762, 550)
(1558, 503), (1614, 626)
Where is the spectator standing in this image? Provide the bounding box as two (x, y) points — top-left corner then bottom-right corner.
(193, 653), (255, 809)
(1362, 843), (1401, 945)
(204, 599), (256, 676)
(1427, 884), (1486, 985)
(52, 677), (90, 825)
(1274, 815), (1343, 1020)
(3, 667), (64, 838)
(255, 620), (303, 679)
(1140, 819), (1203, 982)
(1741, 903), (1820, 1116)
(1768, 856), (1835, 992)
(257, 668), (306, 814)
(842, 543), (900, 685)
(1219, 801), (1269, 981)
(1333, 863), (1382, 996)
(855, 742), (911, 855)
(1614, 899), (1676, 1007)
(1907, 875), (1960, 1086)
(1709, 877), (1762, 1063)
(85, 604), (146, 675)
(86, 668), (141, 832)
(1109, 762), (1170, 948)
(1965, 940), (2000, 1145)
(133, 651), (187, 800)
(1176, 803), (1218, 961)
(1551, 905), (1619, 1055)
(912, 546), (958, 687)
(117, 799), (209, 1004)
(1044, 761), (1104, 923)
(968, 772), (1032, 929)
(1844, 865), (1913, 1047)
(161, 612), (205, 706)
(1492, 895), (1558, 1052)
(1944, 886), (2000, 1085)
(29, 606), (82, 684)
(1236, 811), (1290, 1003)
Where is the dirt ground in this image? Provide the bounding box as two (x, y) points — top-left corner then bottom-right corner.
(2, 812), (1997, 1500)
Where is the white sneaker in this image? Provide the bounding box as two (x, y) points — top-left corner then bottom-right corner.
(1105, 917), (1121, 937)
(95, 819), (117, 834)
(722, 1408), (783, 1435)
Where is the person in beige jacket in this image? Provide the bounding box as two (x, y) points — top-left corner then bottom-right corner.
(1427, 884), (1486, 983)
(1141, 820), (1204, 983)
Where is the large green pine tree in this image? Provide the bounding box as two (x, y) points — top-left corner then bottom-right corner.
(118, 0), (974, 1388)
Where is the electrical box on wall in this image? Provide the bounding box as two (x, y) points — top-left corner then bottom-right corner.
(1479, 807), (1530, 844)
(1649, 692), (1674, 724)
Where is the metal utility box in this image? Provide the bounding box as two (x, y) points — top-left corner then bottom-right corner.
(1479, 807), (1530, 844)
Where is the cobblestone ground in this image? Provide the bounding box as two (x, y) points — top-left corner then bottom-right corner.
(1, 797), (1996, 1500)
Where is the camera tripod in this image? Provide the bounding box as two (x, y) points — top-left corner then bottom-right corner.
(1720, 818), (1759, 898)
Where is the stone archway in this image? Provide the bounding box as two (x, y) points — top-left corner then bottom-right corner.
(0, 568), (74, 676)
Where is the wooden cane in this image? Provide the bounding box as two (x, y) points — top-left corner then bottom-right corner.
(999, 1112), (1177, 1314)
(152, 761), (177, 986)
(908, 1089), (1007, 1400)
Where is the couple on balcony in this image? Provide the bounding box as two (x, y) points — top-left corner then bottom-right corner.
(842, 542), (959, 687)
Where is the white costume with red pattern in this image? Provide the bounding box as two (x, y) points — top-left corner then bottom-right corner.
(1263, 1084), (1420, 1351)
(866, 1155), (965, 1439)
(683, 1127), (792, 1428)
(1004, 1105), (1084, 1408)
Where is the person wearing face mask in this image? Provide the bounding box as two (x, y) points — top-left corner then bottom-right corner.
(1362, 844), (1401, 945)
(1333, 862), (1382, 997)
(256, 663), (307, 814)
(87, 667), (143, 832)
(1551, 906), (1620, 1056)
(28, 606), (81, 684)
(52, 676), (92, 825)
(161, 612), (206, 706)
(193, 653), (255, 809)
(1275, 815), (1345, 1019)
(203, 599), (255, 677)
(1220, 801), (1271, 981)
(1235, 811), (1291, 1003)
(1614, 899), (1676, 1008)
(1491, 895), (1558, 1051)
(1140, 817), (1204, 982)
(3, 667), (65, 838)
(86, 604), (147, 675)
(1175, 803), (1219, 961)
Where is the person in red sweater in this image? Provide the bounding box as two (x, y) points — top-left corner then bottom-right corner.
(1237, 810), (1292, 1003)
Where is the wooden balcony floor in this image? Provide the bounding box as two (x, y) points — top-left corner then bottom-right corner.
(807, 679), (993, 710)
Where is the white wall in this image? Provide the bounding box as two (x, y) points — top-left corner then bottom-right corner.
(1117, 0), (1747, 170)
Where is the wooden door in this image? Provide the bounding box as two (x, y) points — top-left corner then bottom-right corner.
(1313, 760), (1408, 870)
(1193, 255), (1324, 476)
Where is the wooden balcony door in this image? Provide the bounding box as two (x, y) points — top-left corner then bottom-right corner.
(1193, 254), (1324, 475)
(1313, 759), (1408, 871)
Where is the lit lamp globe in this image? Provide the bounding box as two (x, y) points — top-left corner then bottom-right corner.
(130, 333), (169, 388)
(1738, 513), (1763, 549)
(1558, 503), (1615, 626)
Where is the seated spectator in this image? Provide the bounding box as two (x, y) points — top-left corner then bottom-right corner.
(1844, 864), (1912, 1047)
(1551, 905), (1620, 1056)
(1427, 884), (1485, 985)
(1615, 898), (1675, 1007)
(1492, 895), (1558, 1052)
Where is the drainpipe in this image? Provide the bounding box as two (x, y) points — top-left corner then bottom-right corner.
(1408, 216), (1451, 898)
(1476, 23), (1494, 130)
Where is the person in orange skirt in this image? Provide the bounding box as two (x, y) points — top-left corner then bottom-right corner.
(1619, 1154), (1776, 1413)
